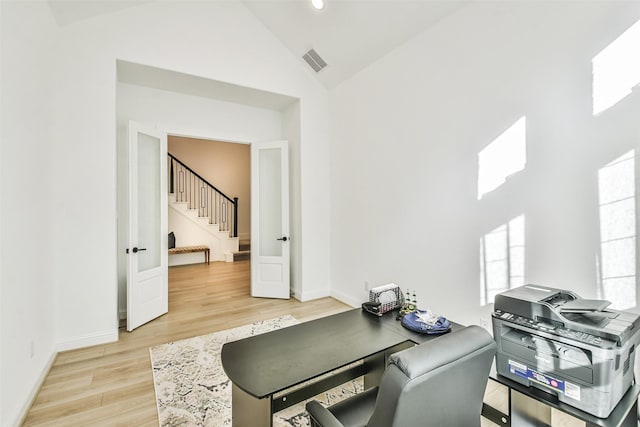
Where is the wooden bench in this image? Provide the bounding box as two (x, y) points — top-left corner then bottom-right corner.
(168, 245), (210, 264)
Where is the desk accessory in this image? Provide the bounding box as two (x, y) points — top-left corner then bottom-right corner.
(401, 309), (451, 334)
(361, 301), (382, 316)
(367, 283), (403, 316)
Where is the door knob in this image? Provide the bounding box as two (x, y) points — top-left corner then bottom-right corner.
(132, 247), (147, 253)
(276, 237), (288, 242)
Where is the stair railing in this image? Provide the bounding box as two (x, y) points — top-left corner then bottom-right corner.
(169, 153), (238, 238)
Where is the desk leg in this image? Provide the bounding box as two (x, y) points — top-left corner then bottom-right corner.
(363, 352), (385, 390)
(232, 383), (272, 427)
(363, 342), (414, 390)
(511, 390), (551, 426)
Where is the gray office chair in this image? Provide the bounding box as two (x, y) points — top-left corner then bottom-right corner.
(306, 325), (497, 427)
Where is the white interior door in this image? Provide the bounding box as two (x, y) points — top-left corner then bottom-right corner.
(127, 121), (168, 331)
(251, 141), (290, 299)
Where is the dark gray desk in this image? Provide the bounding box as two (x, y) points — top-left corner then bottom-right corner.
(221, 309), (639, 427)
(221, 309), (461, 426)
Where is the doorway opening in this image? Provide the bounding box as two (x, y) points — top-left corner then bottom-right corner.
(167, 135), (251, 268)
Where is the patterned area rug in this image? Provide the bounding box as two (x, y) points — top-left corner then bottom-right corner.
(149, 316), (363, 426)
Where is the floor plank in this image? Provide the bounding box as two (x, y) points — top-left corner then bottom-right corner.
(22, 260), (351, 426)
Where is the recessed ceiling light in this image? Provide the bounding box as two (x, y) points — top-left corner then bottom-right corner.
(311, 0), (324, 10)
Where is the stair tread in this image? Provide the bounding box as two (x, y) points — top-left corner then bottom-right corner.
(233, 250), (250, 261)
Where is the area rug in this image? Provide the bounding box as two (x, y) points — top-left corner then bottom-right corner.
(149, 316), (363, 426)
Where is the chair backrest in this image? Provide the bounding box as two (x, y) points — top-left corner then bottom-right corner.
(367, 325), (497, 427)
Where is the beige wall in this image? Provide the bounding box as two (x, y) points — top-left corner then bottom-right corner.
(168, 136), (251, 240)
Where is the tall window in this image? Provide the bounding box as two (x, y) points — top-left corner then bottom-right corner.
(480, 215), (525, 305)
(598, 150), (636, 310)
(592, 20), (640, 115)
(477, 117), (527, 200)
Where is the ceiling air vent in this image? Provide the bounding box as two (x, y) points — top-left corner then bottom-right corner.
(302, 48), (327, 73)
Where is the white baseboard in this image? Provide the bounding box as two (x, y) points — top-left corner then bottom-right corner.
(56, 329), (119, 352)
(14, 350), (57, 427)
(14, 330), (118, 425)
(294, 288), (330, 302)
(290, 288), (303, 301)
(330, 289), (360, 308)
(291, 287), (360, 307)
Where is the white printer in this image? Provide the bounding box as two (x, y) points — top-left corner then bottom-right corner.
(492, 284), (640, 417)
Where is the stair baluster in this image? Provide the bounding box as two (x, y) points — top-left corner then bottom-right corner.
(168, 153), (238, 238)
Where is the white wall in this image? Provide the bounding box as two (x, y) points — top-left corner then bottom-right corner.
(1, 3), (4, 421)
(46, 0), (329, 351)
(117, 83), (283, 147)
(0, 0), (329, 423)
(329, 1), (640, 327)
(0, 2), (58, 425)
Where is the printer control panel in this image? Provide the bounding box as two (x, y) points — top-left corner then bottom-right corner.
(555, 328), (602, 345)
(494, 310), (605, 347)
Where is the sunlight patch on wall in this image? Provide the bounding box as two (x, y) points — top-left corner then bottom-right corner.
(592, 20), (640, 115)
(477, 117), (527, 200)
(597, 150), (636, 310)
(480, 215), (525, 306)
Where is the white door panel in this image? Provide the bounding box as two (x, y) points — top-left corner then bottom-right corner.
(251, 141), (290, 299)
(127, 122), (168, 331)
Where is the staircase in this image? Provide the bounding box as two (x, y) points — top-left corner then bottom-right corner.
(169, 153), (244, 263)
(234, 240), (251, 261)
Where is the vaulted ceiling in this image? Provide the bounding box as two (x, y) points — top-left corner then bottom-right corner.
(47, 0), (469, 89)
(241, 0), (468, 89)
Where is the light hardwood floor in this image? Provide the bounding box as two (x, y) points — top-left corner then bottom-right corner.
(22, 260), (352, 426)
